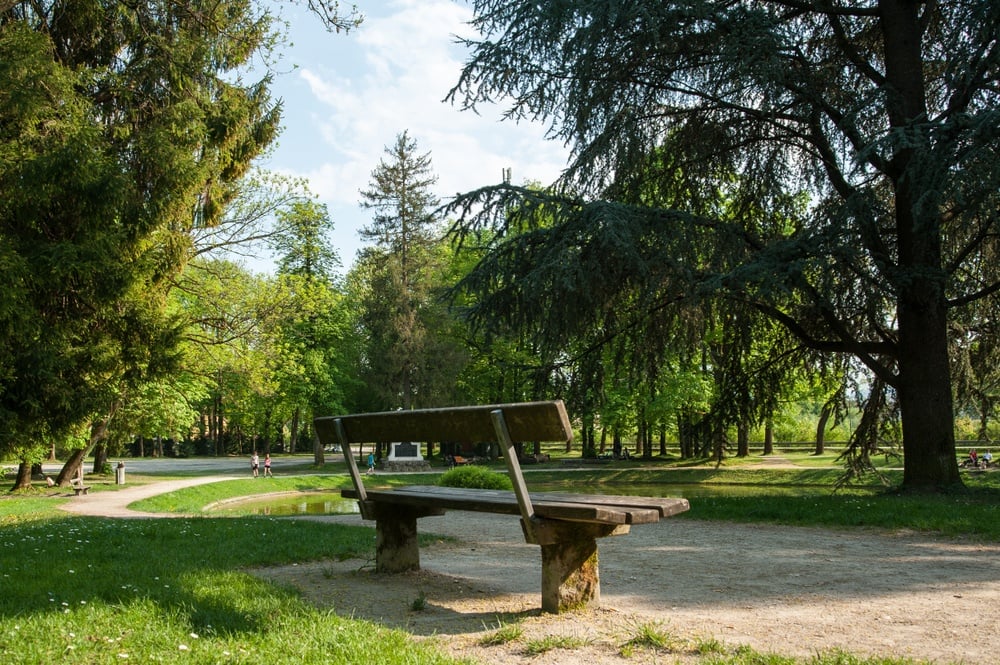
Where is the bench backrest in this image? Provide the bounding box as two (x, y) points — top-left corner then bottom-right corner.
(316, 401), (572, 445)
(314, 400), (573, 537)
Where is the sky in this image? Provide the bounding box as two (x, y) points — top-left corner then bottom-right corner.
(251, 0), (570, 274)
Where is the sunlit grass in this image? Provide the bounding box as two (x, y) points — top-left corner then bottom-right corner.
(0, 514), (463, 665)
(133, 475), (355, 513)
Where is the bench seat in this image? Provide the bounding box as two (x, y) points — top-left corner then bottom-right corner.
(342, 486), (686, 526)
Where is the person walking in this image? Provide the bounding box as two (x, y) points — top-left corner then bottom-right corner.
(251, 452), (259, 478)
(366, 452), (375, 475)
(263, 453), (272, 477)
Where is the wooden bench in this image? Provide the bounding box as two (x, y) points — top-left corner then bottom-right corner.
(70, 477), (90, 495)
(315, 400), (689, 613)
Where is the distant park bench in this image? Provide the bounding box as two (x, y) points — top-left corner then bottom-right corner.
(70, 477), (90, 495)
(315, 400), (689, 613)
(446, 454), (472, 467)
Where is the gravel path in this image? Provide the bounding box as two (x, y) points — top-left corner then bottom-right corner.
(260, 511), (1000, 665)
(56, 476), (236, 518)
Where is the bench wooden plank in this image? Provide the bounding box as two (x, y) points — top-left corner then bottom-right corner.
(521, 490), (690, 518)
(315, 401), (572, 446)
(383, 485), (670, 524)
(343, 486), (655, 525)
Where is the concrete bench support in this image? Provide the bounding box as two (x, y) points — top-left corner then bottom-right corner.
(369, 503), (444, 573)
(542, 536), (599, 612)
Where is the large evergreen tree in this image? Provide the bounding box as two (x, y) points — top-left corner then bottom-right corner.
(357, 131), (450, 411)
(0, 1), (281, 485)
(447, 0), (1000, 490)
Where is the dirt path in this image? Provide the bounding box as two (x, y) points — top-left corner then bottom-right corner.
(58, 478), (1000, 664)
(260, 512), (1000, 665)
(57, 476), (236, 518)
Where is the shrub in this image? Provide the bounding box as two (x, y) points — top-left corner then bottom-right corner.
(438, 465), (512, 490)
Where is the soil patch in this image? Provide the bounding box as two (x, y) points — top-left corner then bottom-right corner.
(255, 513), (1000, 664)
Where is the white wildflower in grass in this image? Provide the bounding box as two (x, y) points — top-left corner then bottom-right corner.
(118, 654), (129, 659)
(178, 644), (189, 651)
(189, 633), (199, 639)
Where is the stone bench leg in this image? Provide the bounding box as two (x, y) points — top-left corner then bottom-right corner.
(376, 513), (420, 573)
(540, 537), (600, 613)
(529, 520), (629, 613)
(369, 504), (444, 574)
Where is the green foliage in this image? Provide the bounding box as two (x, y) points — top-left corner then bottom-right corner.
(409, 591), (427, 612)
(478, 619), (524, 646)
(0, 0), (282, 462)
(354, 131), (470, 411)
(522, 634), (590, 656)
(700, 647), (924, 665)
(438, 465), (513, 490)
(445, 0), (999, 489)
(620, 620), (685, 654)
(272, 200), (341, 281)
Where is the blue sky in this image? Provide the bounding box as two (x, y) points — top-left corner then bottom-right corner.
(251, 0), (570, 273)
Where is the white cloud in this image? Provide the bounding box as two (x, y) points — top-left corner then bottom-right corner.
(265, 0), (568, 269)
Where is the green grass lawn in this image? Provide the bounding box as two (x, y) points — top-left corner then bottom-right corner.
(2, 460), (996, 664)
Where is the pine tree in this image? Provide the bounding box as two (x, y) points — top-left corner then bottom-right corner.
(357, 131), (445, 411)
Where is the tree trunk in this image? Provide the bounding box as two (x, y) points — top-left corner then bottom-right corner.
(896, 306), (961, 488)
(676, 413), (689, 458)
(11, 461), (33, 491)
(290, 407), (301, 454)
(57, 448), (88, 486)
(736, 423), (749, 457)
(882, 0), (961, 490)
(312, 428), (325, 466)
(93, 443), (108, 474)
(212, 395), (224, 456)
(815, 402), (832, 455)
(976, 394), (991, 443)
(263, 406), (273, 451)
(763, 421), (774, 456)
(57, 412), (115, 485)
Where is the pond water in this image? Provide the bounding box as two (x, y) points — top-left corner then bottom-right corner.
(214, 482), (810, 516)
(213, 492), (361, 516)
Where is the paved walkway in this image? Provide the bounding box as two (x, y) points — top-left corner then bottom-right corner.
(57, 476), (236, 518)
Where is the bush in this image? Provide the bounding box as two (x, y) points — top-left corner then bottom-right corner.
(438, 465), (512, 490)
